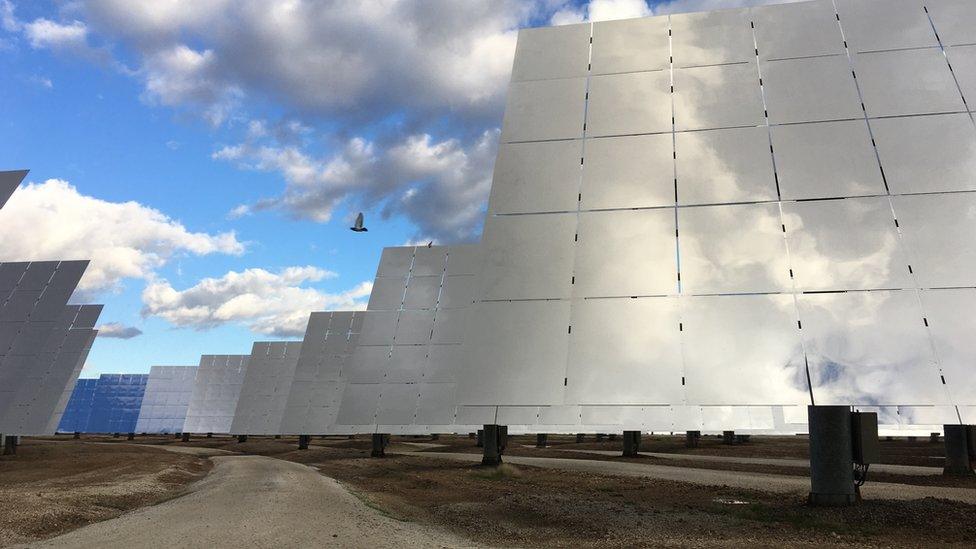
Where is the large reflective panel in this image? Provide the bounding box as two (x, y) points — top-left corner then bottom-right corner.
(366, 277), (406, 310)
(565, 297), (683, 405)
(425, 344), (463, 382)
(772, 120), (885, 200)
(385, 345), (428, 383)
(430, 308), (466, 344)
(892, 193), (976, 288)
(488, 140), (582, 215)
(871, 114), (976, 194)
(478, 213), (576, 300)
(675, 126), (777, 205)
(919, 288), (976, 405)
(457, 300), (570, 406)
(587, 71), (672, 137)
(677, 203), (791, 294)
(438, 275), (474, 309)
(673, 63), (764, 131)
(798, 290), (949, 406)
(510, 23), (591, 82)
(415, 383), (458, 426)
(762, 56), (862, 124)
(394, 310), (436, 344)
(670, 8), (753, 68)
(590, 16), (669, 75)
(374, 384), (419, 426)
(0, 169), (28, 210)
(853, 49), (965, 118)
(335, 383), (380, 427)
(358, 311), (398, 345)
(403, 276), (440, 310)
(836, 0), (935, 53)
(782, 197), (912, 291)
(500, 78), (587, 143)
(376, 248), (413, 277)
(579, 134), (674, 210)
(572, 209), (677, 298)
(927, 0), (976, 46)
(752, 0), (844, 61)
(681, 294), (808, 406)
(945, 46), (976, 109)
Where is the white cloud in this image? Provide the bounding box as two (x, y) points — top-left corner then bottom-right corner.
(141, 266), (371, 336)
(1, 0), (19, 32)
(141, 44), (240, 125)
(0, 179), (244, 293)
(214, 128), (497, 241)
(23, 18), (88, 49)
(83, 0), (532, 126)
(95, 322), (143, 339)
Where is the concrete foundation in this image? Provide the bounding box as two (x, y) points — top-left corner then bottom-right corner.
(808, 405), (856, 506)
(298, 434), (311, 450)
(536, 434), (548, 448)
(722, 431), (736, 445)
(181, 432), (190, 442)
(371, 433), (389, 458)
(942, 424), (974, 477)
(237, 435), (248, 443)
(622, 430), (641, 457)
(685, 430), (701, 448)
(482, 424), (503, 466)
(3, 435), (18, 456)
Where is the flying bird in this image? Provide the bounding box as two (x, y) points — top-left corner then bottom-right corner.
(350, 212), (368, 232)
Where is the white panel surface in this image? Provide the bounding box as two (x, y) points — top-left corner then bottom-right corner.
(566, 297), (683, 405)
(670, 8), (754, 68)
(871, 114), (976, 194)
(478, 213), (576, 300)
(673, 63), (764, 131)
(587, 71), (673, 137)
(753, 0), (844, 61)
(579, 134), (674, 210)
(488, 140), (583, 214)
(573, 209), (677, 297)
(677, 203), (792, 294)
(853, 49), (965, 118)
(772, 120), (885, 200)
(500, 78), (587, 142)
(675, 126), (777, 205)
(135, 366), (197, 434)
(762, 56), (863, 124)
(182, 355), (250, 434)
(893, 193), (976, 288)
(511, 23), (591, 82)
(591, 16), (669, 74)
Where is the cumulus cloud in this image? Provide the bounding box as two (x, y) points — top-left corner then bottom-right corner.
(95, 322), (143, 339)
(141, 266), (372, 336)
(23, 18), (88, 49)
(214, 128), (498, 242)
(0, 179), (244, 293)
(83, 0), (532, 127)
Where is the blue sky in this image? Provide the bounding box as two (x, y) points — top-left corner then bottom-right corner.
(0, 0), (779, 376)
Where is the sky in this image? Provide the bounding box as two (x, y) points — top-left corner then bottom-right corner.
(0, 0), (797, 377)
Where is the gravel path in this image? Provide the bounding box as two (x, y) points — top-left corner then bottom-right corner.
(24, 455), (479, 548)
(407, 451), (976, 503)
(549, 448), (942, 476)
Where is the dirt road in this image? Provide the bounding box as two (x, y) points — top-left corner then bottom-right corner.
(407, 451), (976, 504)
(25, 455), (478, 549)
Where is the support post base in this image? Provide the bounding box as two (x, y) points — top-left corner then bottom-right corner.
(536, 433), (548, 448)
(371, 433), (389, 457)
(298, 434), (311, 450)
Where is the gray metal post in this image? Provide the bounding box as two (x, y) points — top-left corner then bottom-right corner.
(623, 430), (641, 457)
(371, 433), (388, 457)
(722, 431), (735, 445)
(498, 425), (508, 453)
(298, 434), (311, 450)
(181, 432), (190, 442)
(482, 424), (502, 466)
(113, 433), (120, 438)
(127, 432), (135, 441)
(237, 434), (248, 443)
(476, 429), (484, 448)
(930, 432), (941, 444)
(2, 435), (17, 455)
(274, 435), (281, 439)
(576, 433), (585, 443)
(206, 432), (213, 438)
(73, 431), (80, 439)
(808, 405), (856, 506)
(536, 433), (548, 448)
(942, 424), (974, 476)
(686, 430), (701, 448)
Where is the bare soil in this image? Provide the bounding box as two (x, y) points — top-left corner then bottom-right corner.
(0, 438), (211, 547)
(10, 434), (976, 548)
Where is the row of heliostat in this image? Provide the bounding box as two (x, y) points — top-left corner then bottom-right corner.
(61, 242), (950, 437)
(0, 170), (105, 436)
